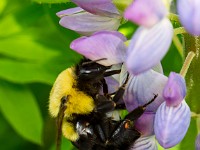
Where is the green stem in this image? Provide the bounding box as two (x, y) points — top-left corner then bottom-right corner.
(180, 51), (195, 77)
(174, 27), (187, 35)
(173, 34), (184, 58)
(168, 13), (180, 24)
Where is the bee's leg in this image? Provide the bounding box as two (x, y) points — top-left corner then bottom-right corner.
(94, 95), (115, 113)
(124, 94), (158, 121)
(72, 135), (94, 150)
(101, 78), (108, 96)
(112, 73), (129, 105)
(108, 119), (141, 149)
(104, 69), (121, 77)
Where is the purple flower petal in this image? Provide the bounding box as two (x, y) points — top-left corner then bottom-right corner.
(70, 31), (127, 66)
(124, 0), (167, 27)
(177, 0), (200, 35)
(59, 12), (121, 36)
(71, 0), (120, 17)
(120, 65), (167, 112)
(196, 134), (200, 150)
(126, 18), (173, 75)
(135, 112), (155, 136)
(154, 101), (191, 148)
(56, 7), (84, 18)
(163, 72), (186, 107)
(130, 136), (158, 150)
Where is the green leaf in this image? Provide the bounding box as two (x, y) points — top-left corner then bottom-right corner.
(50, 137), (74, 150)
(33, 0), (71, 3)
(0, 80), (43, 145)
(180, 118), (198, 149)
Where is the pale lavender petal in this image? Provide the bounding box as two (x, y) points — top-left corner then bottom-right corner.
(59, 12), (121, 36)
(124, 0), (167, 27)
(120, 65), (168, 112)
(72, 0), (120, 17)
(177, 0), (200, 35)
(135, 112), (155, 136)
(196, 134), (200, 150)
(70, 31), (127, 66)
(130, 136), (158, 150)
(126, 18), (173, 75)
(154, 101), (191, 148)
(163, 72), (186, 106)
(56, 7), (84, 18)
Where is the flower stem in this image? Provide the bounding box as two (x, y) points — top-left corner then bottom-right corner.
(174, 27), (187, 35)
(168, 13), (180, 24)
(173, 34), (184, 58)
(180, 51), (195, 78)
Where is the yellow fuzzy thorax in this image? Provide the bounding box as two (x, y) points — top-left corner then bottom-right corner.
(62, 121), (79, 141)
(49, 67), (95, 118)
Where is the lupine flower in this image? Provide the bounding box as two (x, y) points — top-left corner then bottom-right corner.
(130, 135), (158, 150)
(70, 31), (127, 66)
(177, 0), (200, 35)
(196, 134), (200, 150)
(124, 0), (167, 28)
(154, 100), (191, 148)
(57, 0), (121, 36)
(126, 18), (173, 75)
(163, 72), (186, 106)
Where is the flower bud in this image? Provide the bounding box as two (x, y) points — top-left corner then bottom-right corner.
(163, 72), (186, 107)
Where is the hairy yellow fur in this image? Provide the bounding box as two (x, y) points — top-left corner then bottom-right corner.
(49, 67), (95, 141)
(62, 121), (79, 141)
(49, 67), (95, 118)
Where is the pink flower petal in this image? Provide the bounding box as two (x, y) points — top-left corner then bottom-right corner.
(72, 0), (120, 17)
(56, 7), (84, 18)
(177, 0), (200, 35)
(59, 12), (121, 36)
(70, 31), (127, 66)
(124, 0), (167, 27)
(126, 18), (173, 75)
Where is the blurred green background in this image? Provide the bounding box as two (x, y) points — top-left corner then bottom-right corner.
(0, 0), (198, 150)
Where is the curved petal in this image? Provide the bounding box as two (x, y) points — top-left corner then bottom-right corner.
(59, 12), (121, 36)
(120, 65), (167, 112)
(130, 136), (158, 150)
(72, 0), (120, 17)
(154, 101), (191, 148)
(196, 134), (200, 150)
(177, 0), (200, 35)
(126, 18), (173, 75)
(135, 112), (155, 136)
(56, 7), (84, 18)
(124, 0), (167, 27)
(163, 72), (186, 106)
(70, 31), (127, 66)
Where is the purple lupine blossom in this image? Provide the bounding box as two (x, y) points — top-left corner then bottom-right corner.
(130, 135), (158, 150)
(163, 72), (186, 106)
(196, 134), (200, 150)
(154, 101), (191, 148)
(177, 0), (200, 35)
(126, 18), (173, 75)
(70, 31), (127, 66)
(124, 0), (167, 28)
(57, 0), (121, 35)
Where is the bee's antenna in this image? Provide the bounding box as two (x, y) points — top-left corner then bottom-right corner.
(82, 58), (107, 66)
(143, 94), (158, 108)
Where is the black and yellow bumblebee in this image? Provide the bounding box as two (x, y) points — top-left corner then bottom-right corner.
(49, 58), (157, 150)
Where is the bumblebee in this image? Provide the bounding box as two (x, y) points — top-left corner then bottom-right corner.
(49, 59), (157, 150)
